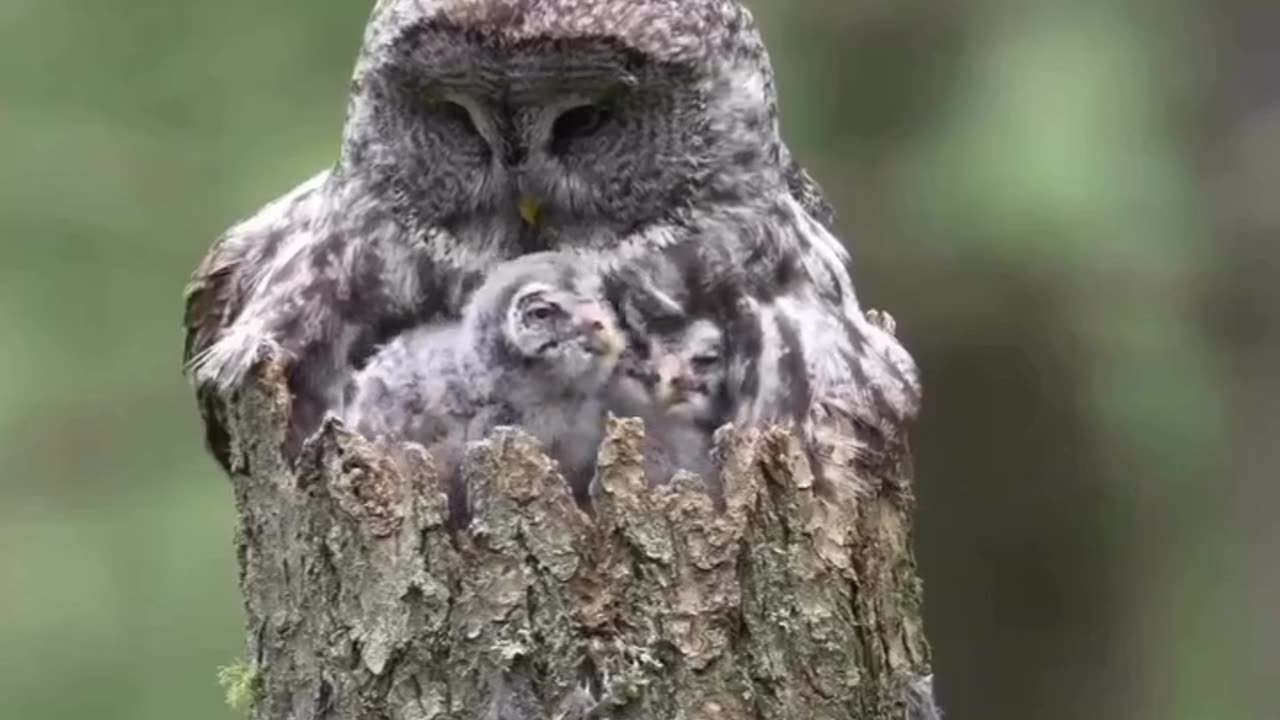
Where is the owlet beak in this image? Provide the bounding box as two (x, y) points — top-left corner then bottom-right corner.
(518, 196), (543, 226)
(575, 303), (624, 360)
(592, 325), (625, 360)
(654, 356), (684, 406)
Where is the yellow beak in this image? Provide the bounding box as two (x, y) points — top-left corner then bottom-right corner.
(518, 196), (543, 226)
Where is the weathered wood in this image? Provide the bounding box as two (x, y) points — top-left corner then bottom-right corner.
(222, 362), (935, 719)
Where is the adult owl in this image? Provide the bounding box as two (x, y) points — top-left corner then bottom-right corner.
(183, 0), (920, 481)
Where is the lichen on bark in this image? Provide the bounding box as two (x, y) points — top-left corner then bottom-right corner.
(221, 362), (934, 719)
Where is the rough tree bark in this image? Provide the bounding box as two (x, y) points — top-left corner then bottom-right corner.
(221, 361), (936, 719)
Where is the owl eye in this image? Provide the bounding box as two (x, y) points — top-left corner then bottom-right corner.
(691, 353), (722, 370)
(523, 302), (561, 322)
(552, 104), (612, 148)
(435, 100), (481, 137)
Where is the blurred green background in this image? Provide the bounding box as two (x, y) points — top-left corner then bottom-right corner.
(1, 1), (1275, 718)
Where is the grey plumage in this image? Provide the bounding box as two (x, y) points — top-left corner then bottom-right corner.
(345, 252), (624, 516)
(183, 0), (921, 480)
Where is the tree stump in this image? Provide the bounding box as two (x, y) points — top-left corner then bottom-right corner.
(220, 362), (936, 719)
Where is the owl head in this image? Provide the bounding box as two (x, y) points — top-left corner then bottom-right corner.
(341, 0), (784, 246)
(651, 318), (729, 424)
(610, 312), (729, 426)
(465, 252), (624, 392)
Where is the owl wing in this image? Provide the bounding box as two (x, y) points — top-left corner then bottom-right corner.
(183, 235), (249, 473)
(182, 171), (329, 372)
(725, 195), (920, 500)
(803, 290), (921, 501)
(738, 289), (912, 501)
(182, 171), (330, 470)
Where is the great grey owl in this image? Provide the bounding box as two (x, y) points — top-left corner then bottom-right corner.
(345, 252), (623, 514)
(183, 0), (921, 488)
(609, 316), (729, 486)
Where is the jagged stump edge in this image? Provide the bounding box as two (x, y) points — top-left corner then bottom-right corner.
(221, 360), (932, 720)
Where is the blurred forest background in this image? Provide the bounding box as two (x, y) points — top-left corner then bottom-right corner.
(1, 1), (1276, 718)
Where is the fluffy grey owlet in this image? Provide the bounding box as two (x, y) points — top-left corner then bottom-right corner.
(345, 252), (624, 516)
(182, 0), (921, 486)
(609, 317), (729, 488)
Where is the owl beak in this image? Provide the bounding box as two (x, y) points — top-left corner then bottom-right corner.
(654, 356), (684, 406)
(575, 304), (624, 359)
(518, 196), (543, 226)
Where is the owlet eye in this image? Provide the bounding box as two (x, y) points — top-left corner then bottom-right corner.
(552, 104), (611, 150)
(524, 302), (560, 322)
(691, 353), (721, 370)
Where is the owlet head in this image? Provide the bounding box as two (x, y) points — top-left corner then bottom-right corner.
(465, 252), (623, 390)
(505, 280), (623, 385)
(652, 318), (728, 423)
